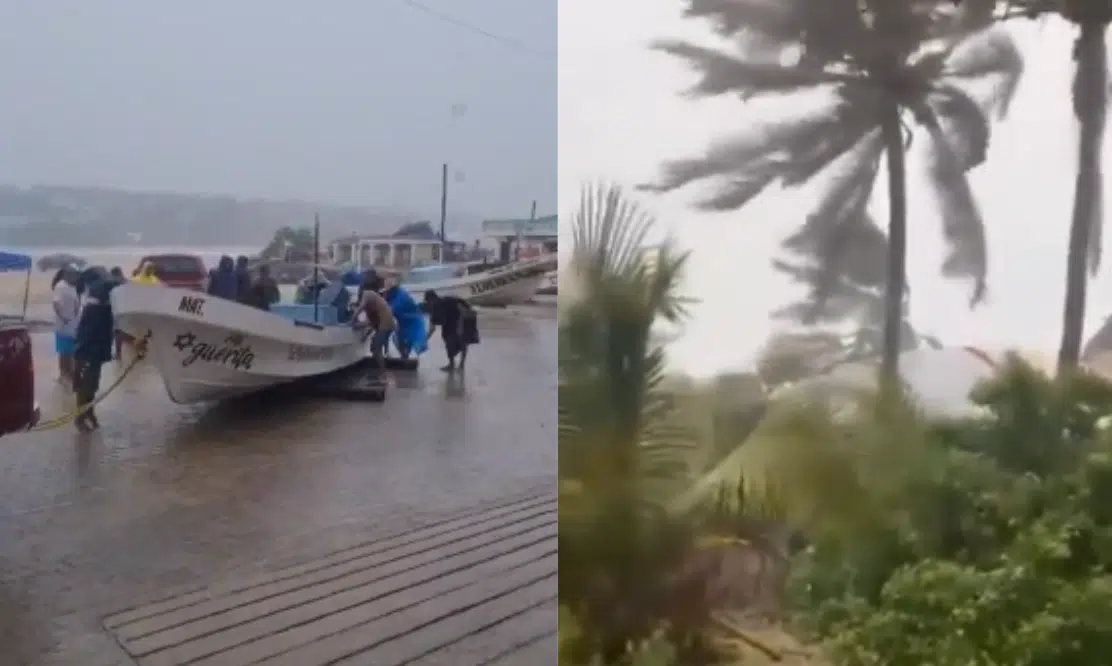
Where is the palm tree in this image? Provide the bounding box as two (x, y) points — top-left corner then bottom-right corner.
(641, 0), (1022, 385)
(969, 0), (1110, 372)
(559, 183), (713, 662)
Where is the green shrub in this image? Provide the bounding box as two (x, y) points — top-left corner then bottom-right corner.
(789, 360), (1112, 666)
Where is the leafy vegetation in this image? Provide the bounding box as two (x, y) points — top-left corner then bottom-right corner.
(260, 226), (316, 261)
(559, 183), (1112, 666)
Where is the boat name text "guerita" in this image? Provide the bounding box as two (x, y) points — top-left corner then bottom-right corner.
(172, 332), (255, 370)
(469, 266), (545, 297)
(178, 296), (205, 316)
(287, 345), (334, 362)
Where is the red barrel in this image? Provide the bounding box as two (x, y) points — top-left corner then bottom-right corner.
(0, 323), (38, 436)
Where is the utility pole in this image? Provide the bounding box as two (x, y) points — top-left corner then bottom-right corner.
(439, 163), (448, 262)
(516, 201), (536, 262)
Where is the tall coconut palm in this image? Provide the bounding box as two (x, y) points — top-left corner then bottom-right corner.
(969, 0), (1110, 373)
(641, 0), (1022, 385)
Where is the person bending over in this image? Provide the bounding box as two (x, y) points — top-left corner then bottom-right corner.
(424, 290), (478, 373)
(355, 282), (396, 376)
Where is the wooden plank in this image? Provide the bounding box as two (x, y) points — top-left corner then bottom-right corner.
(256, 556), (556, 666)
(482, 631), (557, 666)
(103, 492), (552, 629)
(137, 529), (554, 666)
(101, 494), (556, 666)
(114, 508), (553, 644)
(406, 601), (558, 666)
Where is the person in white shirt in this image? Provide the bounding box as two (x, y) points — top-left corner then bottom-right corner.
(51, 266), (81, 384)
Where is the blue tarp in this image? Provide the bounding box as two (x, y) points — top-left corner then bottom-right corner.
(0, 250), (31, 273)
(387, 286), (428, 356)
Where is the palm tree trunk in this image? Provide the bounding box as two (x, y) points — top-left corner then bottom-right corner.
(1058, 24), (1108, 374)
(881, 106), (908, 387)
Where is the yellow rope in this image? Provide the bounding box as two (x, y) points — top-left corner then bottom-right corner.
(29, 335), (150, 431)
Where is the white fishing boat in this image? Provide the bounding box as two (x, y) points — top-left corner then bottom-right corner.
(111, 283), (367, 404)
(399, 253), (557, 306)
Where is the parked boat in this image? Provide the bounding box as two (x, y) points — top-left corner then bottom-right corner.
(111, 283), (367, 404)
(399, 254), (556, 306)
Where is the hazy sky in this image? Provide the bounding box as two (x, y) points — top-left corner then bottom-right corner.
(0, 0), (555, 218)
(561, 1), (1112, 376)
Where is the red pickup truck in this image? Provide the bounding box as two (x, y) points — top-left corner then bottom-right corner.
(134, 254), (208, 291)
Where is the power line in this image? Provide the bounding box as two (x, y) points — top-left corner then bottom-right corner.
(394, 0), (552, 57)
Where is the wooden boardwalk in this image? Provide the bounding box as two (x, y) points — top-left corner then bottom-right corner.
(101, 493), (557, 665)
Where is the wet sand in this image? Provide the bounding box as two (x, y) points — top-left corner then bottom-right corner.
(0, 309), (555, 664)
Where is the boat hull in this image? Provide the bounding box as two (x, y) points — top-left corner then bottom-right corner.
(111, 284), (367, 404)
(401, 255), (556, 306)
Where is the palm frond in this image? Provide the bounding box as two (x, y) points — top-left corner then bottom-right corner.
(560, 183), (700, 511)
(942, 27), (1024, 117)
(925, 83), (989, 168)
(918, 107), (989, 306)
(570, 183), (655, 284)
(640, 90), (879, 205)
(680, 0), (866, 66)
(653, 40), (859, 101)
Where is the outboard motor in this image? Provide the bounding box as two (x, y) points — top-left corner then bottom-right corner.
(0, 322), (39, 436)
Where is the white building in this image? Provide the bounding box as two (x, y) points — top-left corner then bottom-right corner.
(482, 215), (557, 262)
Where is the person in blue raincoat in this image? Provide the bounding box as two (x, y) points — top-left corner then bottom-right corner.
(381, 282), (427, 360)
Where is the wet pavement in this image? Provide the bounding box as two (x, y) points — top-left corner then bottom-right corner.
(0, 306), (556, 665)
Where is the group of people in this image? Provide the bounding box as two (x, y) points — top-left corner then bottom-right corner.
(351, 271), (479, 375)
(51, 265), (131, 432)
(207, 255), (280, 310)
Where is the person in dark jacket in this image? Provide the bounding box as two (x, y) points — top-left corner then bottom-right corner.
(207, 255), (238, 300)
(243, 264), (281, 311)
(73, 279), (116, 432)
(424, 290), (478, 372)
(234, 255), (252, 303)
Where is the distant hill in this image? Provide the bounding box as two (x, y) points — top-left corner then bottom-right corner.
(0, 184), (486, 248)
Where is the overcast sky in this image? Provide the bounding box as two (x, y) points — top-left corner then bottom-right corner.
(560, 1), (1111, 375)
(0, 0), (555, 218)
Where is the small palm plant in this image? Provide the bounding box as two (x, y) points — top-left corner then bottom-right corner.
(642, 0), (1022, 384)
(559, 183), (714, 663)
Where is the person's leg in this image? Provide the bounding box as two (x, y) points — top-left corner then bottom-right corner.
(371, 330), (391, 375)
(85, 363), (103, 429)
(457, 342), (469, 371)
(73, 360), (93, 431)
(441, 336), (460, 372)
(55, 333), (67, 381)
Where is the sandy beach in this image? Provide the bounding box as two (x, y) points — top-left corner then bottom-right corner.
(0, 271), (52, 308)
